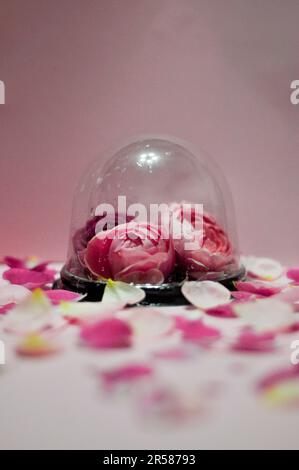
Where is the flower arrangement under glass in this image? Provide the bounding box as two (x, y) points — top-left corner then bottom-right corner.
(56, 137), (245, 304)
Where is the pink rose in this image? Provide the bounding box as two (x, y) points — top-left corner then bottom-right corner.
(170, 203), (235, 279)
(84, 221), (175, 284)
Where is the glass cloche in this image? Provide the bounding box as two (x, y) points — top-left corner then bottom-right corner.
(56, 137), (244, 304)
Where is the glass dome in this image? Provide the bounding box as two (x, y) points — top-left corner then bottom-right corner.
(58, 137), (244, 304)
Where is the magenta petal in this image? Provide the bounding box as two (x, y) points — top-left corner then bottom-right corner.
(287, 268), (299, 283)
(100, 364), (153, 390)
(235, 281), (281, 297)
(231, 291), (260, 301)
(3, 256), (25, 269)
(45, 290), (83, 305)
(80, 317), (132, 349)
(282, 323), (299, 334)
(3, 268), (54, 289)
(205, 303), (237, 318)
(231, 330), (276, 353)
(0, 302), (15, 315)
(258, 365), (299, 390)
(152, 347), (193, 360)
(32, 261), (52, 272)
(175, 317), (221, 343)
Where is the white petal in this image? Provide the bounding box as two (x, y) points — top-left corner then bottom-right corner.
(3, 289), (65, 333)
(275, 286), (299, 312)
(58, 301), (116, 319)
(181, 281), (231, 309)
(241, 256), (283, 280)
(0, 284), (30, 305)
(101, 280), (145, 307)
(124, 308), (174, 340)
(233, 298), (294, 332)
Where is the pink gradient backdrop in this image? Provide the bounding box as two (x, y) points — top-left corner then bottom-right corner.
(0, 0), (298, 264)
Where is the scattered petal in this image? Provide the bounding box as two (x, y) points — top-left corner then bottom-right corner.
(257, 365), (299, 407)
(205, 303), (237, 318)
(3, 256), (25, 269)
(3, 256), (52, 272)
(181, 280), (231, 309)
(233, 298), (295, 333)
(242, 256), (283, 280)
(275, 286), (299, 312)
(80, 317), (132, 349)
(3, 268), (54, 289)
(100, 364), (153, 390)
(152, 346), (193, 360)
(258, 365), (299, 390)
(235, 280), (281, 297)
(286, 268), (299, 284)
(139, 386), (202, 422)
(263, 382), (299, 406)
(3, 288), (65, 333)
(45, 289), (84, 305)
(0, 284), (30, 305)
(15, 333), (61, 357)
(101, 279), (145, 307)
(59, 301), (117, 323)
(231, 291), (261, 301)
(125, 308), (174, 341)
(231, 329), (276, 353)
(0, 303), (15, 315)
(175, 316), (221, 343)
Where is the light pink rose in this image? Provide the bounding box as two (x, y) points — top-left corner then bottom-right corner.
(84, 221), (175, 284)
(170, 203), (235, 279)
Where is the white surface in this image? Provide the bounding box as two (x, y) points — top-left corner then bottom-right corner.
(1, 306), (299, 450)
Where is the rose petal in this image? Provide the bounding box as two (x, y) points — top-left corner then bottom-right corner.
(3, 288), (65, 333)
(233, 298), (295, 333)
(235, 280), (281, 297)
(274, 286), (299, 312)
(3, 256), (25, 269)
(100, 364), (153, 390)
(242, 256), (283, 280)
(175, 317), (221, 343)
(205, 303), (237, 318)
(80, 317), (132, 349)
(181, 280), (231, 309)
(3, 268), (54, 289)
(257, 365), (299, 407)
(0, 284), (30, 305)
(139, 386), (202, 422)
(58, 301), (117, 323)
(263, 382), (299, 406)
(258, 365), (299, 390)
(125, 308), (174, 340)
(0, 303), (15, 315)
(286, 268), (299, 284)
(231, 329), (276, 352)
(45, 290), (84, 305)
(15, 333), (61, 357)
(231, 291), (261, 301)
(152, 347), (193, 360)
(101, 280), (145, 307)
(3, 256), (52, 272)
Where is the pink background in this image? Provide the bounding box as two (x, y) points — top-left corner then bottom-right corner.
(0, 0), (298, 264)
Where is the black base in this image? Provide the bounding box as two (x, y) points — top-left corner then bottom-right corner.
(54, 265), (246, 306)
